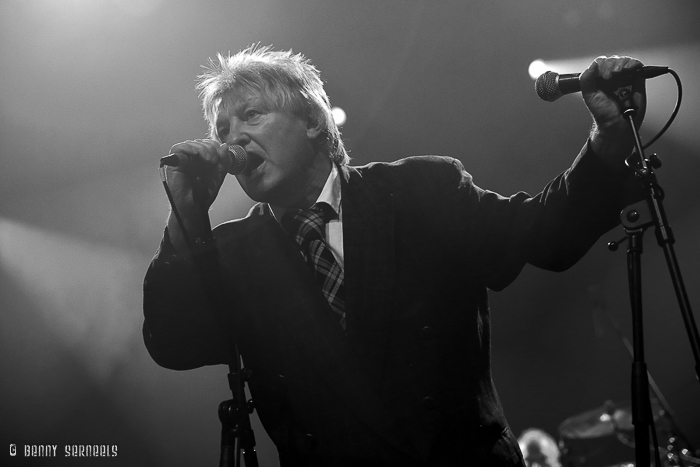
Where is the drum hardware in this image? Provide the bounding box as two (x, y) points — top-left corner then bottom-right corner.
(558, 400), (697, 467)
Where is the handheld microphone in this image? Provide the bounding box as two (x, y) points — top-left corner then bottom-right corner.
(535, 65), (669, 102)
(159, 144), (248, 175)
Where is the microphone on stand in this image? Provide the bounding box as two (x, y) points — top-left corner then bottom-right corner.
(160, 144), (248, 175)
(535, 66), (669, 102)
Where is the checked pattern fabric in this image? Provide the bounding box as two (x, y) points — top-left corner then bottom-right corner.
(282, 202), (346, 330)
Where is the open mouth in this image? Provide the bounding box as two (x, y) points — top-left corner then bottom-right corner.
(243, 153), (264, 175)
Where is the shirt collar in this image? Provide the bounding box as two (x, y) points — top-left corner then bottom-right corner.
(317, 162), (342, 216)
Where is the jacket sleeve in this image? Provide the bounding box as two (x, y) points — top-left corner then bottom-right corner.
(455, 140), (642, 291)
(142, 228), (232, 370)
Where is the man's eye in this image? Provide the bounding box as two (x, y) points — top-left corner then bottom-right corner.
(244, 109), (262, 121)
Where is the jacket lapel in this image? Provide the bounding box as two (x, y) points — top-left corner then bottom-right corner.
(340, 164), (397, 335)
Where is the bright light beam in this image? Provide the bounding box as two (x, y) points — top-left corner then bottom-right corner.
(0, 217), (145, 383)
(528, 57), (592, 81)
(528, 60), (549, 80)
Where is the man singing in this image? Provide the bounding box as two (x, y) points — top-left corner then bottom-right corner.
(143, 45), (645, 466)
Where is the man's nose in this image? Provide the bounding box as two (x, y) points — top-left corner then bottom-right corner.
(223, 120), (250, 147)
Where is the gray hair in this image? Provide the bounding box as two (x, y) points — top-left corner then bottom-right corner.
(196, 44), (349, 166)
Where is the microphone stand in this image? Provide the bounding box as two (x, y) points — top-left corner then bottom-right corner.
(601, 309), (697, 457)
(219, 353), (258, 467)
(609, 87), (700, 467)
(162, 168), (259, 467)
(192, 192), (259, 467)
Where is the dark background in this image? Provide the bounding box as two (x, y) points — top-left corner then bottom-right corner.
(1, 0), (699, 465)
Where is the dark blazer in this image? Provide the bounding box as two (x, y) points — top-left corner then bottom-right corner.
(143, 147), (636, 466)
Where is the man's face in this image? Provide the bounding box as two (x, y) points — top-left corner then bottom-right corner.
(214, 90), (330, 208)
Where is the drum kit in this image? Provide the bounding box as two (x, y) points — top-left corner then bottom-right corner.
(557, 400), (699, 467)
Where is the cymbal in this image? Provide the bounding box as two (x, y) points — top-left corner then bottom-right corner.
(559, 400), (663, 439)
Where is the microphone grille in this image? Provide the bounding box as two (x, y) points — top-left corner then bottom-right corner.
(227, 144), (248, 175)
(535, 71), (561, 102)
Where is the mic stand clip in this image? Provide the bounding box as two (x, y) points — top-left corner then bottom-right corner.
(219, 363), (258, 467)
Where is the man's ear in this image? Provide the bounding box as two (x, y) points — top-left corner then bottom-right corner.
(306, 111), (324, 140)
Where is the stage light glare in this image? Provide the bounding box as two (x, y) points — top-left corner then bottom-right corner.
(529, 60), (549, 80)
(332, 107), (347, 126)
(0, 218), (144, 383)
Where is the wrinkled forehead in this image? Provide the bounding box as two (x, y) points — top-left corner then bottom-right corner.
(213, 89), (254, 113)
(216, 85), (272, 110)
